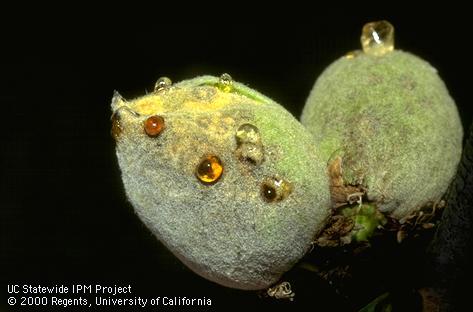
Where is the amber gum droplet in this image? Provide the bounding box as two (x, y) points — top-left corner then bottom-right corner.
(236, 123), (260, 145)
(218, 73), (233, 92)
(361, 20), (394, 57)
(144, 115), (165, 137)
(154, 77), (172, 92)
(111, 112), (122, 140)
(261, 183), (277, 202)
(110, 106), (141, 140)
(196, 155), (223, 184)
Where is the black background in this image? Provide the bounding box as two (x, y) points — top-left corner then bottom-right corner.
(2, 10), (472, 311)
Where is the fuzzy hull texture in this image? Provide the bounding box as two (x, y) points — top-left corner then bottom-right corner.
(113, 76), (331, 289)
(301, 50), (463, 219)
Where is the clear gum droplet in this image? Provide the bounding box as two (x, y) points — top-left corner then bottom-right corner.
(235, 123), (264, 165)
(360, 20), (394, 57)
(218, 73), (233, 92)
(236, 123), (260, 145)
(154, 77), (172, 92)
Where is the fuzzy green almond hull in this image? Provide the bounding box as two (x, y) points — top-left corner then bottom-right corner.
(112, 76), (331, 290)
(301, 50), (463, 219)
